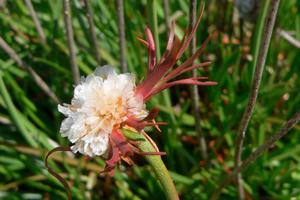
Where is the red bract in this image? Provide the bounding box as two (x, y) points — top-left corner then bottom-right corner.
(104, 107), (167, 176)
(125, 107), (167, 132)
(102, 130), (133, 176)
(135, 5), (217, 102)
(102, 129), (166, 176)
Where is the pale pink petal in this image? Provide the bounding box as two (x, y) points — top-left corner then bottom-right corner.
(163, 60), (211, 83)
(145, 78), (217, 100)
(162, 37), (210, 83)
(159, 21), (175, 65)
(137, 37), (149, 47)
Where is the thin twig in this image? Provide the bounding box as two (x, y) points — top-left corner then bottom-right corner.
(211, 108), (300, 200)
(277, 27), (300, 48)
(234, 1), (280, 199)
(189, 0), (208, 162)
(0, 36), (60, 104)
(116, 0), (127, 73)
(24, 0), (47, 44)
(45, 147), (72, 200)
(84, 0), (101, 65)
(62, 0), (80, 84)
(162, 0), (171, 35)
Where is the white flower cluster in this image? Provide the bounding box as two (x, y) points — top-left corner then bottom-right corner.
(58, 66), (145, 157)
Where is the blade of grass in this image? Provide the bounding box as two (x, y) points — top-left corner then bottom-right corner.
(4, 72), (52, 133)
(0, 37), (60, 103)
(115, 181), (142, 200)
(147, 0), (161, 59)
(0, 71), (38, 147)
(0, 141), (103, 172)
(250, 0), (271, 80)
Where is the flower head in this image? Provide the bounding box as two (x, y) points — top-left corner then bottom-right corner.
(56, 5), (216, 176)
(58, 66), (145, 157)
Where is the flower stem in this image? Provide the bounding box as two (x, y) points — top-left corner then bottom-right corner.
(121, 129), (179, 200)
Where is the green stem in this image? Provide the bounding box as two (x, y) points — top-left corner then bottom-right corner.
(121, 129), (179, 200)
(251, 0), (271, 80)
(147, 0), (161, 59)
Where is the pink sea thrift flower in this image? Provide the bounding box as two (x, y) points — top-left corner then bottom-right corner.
(56, 5), (216, 176)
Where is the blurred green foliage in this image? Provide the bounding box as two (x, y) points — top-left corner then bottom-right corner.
(0, 0), (299, 199)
